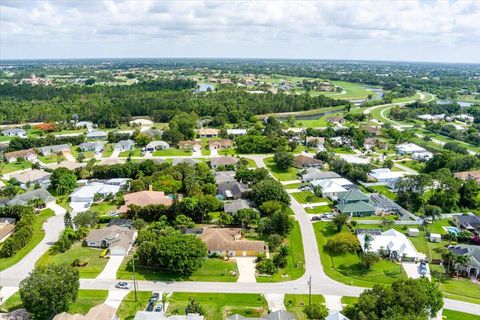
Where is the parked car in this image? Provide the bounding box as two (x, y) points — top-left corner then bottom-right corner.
(299, 185), (310, 191)
(146, 301), (155, 312)
(154, 304), (163, 312)
(150, 292), (160, 302)
(311, 216), (322, 221)
(115, 282), (130, 289)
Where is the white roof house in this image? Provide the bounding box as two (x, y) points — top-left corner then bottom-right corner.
(395, 143), (426, 154)
(145, 140), (169, 151)
(86, 131), (108, 140)
(70, 182), (122, 212)
(357, 228), (420, 262)
(115, 140), (135, 151)
(456, 114), (474, 123)
(310, 179), (347, 201)
(2, 128), (27, 137)
(326, 312), (350, 320)
(369, 168), (407, 183)
(418, 114), (445, 121)
(227, 129), (247, 136)
(411, 151), (434, 161)
(338, 154), (370, 164)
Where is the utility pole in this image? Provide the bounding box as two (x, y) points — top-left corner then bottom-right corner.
(308, 275), (312, 306)
(132, 254), (138, 302)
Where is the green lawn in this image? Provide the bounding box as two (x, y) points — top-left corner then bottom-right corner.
(0, 161), (32, 174)
(257, 222), (305, 282)
(241, 157), (257, 168)
(306, 205), (333, 214)
(166, 293), (268, 320)
(152, 149), (192, 156)
(294, 113), (343, 128)
(0, 209), (55, 271)
(341, 296), (358, 305)
(218, 148), (237, 156)
(326, 146), (356, 154)
(102, 144), (114, 158)
(284, 294), (325, 320)
(368, 185), (397, 200)
(397, 160), (425, 172)
(284, 182), (302, 189)
(119, 149), (142, 157)
(442, 309), (480, 320)
(264, 157), (299, 181)
(291, 191), (329, 204)
(429, 265), (480, 305)
(313, 222), (408, 287)
(117, 257), (238, 282)
(89, 201), (118, 215)
(201, 148), (211, 156)
(0, 292), (22, 312)
(38, 155), (61, 163)
(68, 290), (108, 315)
(36, 242), (109, 278)
(116, 291), (152, 320)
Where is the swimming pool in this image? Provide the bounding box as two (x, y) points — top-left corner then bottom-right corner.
(443, 226), (461, 235)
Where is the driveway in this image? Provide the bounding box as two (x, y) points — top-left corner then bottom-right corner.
(235, 257), (257, 283)
(62, 150), (76, 162)
(402, 262), (431, 280)
(96, 255), (125, 280)
(0, 286), (18, 305)
(265, 293), (285, 312)
(110, 150), (121, 159)
(324, 295), (342, 313)
(104, 289), (129, 309)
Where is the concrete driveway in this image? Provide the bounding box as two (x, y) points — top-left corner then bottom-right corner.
(402, 262), (431, 280)
(104, 289), (129, 309)
(265, 293), (285, 311)
(96, 255), (125, 280)
(235, 257), (257, 283)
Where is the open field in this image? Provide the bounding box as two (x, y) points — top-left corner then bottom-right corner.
(263, 157), (299, 181)
(68, 290), (108, 315)
(284, 294), (325, 320)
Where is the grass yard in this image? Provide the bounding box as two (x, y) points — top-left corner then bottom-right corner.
(117, 257), (238, 282)
(397, 160), (425, 172)
(305, 205), (333, 214)
(291, 191), (330, 204)
(313, 222), (408, 287)
(294, 113), (342, 128)
(89, 201), (118, 215)
(264, 157), (299, 181)
(218, 148), (237, 156)
(116, 291), (152, 320)
(429, 265), (480, 305)
(0, 209), (55, 271)
(0, 292), (22, 312)
(166, 293), (268, 320)
(326, 146), (356, 154)
(257, 222), (305, 282)
(119, 149), (142, 157)
(241, 157), (257, 168)
(341, 296), (358, 305)
(38, 155), (61, 164)
(284, 294), (325, 320)
(153, 149), (192, 156)
(442, 309), (480, 320)
(284, 182), (303, 189)
(102, 144), (114, 157)
(368, 185), (397, 200)
(68, 290), (108, 315)
(0, 161), (32, 174)
(36, 242), (109, 278)
(201, 148), (211, 156)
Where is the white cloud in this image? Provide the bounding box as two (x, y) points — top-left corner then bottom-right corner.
(0, 0), (479, 62)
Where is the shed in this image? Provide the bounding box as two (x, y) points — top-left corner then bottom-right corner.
(429, 233), (441, 243)
(408, 228), (420, 237)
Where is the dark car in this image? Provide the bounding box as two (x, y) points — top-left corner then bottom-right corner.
(146, 301), (155, 312)
(150, 292), (160, 302)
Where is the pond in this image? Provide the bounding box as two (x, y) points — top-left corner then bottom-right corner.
(437, 100), (474, 107)
(195, 83), (215, 92)
(275, 108), (342, 121)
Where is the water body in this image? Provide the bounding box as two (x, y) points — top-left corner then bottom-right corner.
(196, 83), (215, 92)
(276, 108), (342, 121)
(437, 100), (474, 108)
(349, 87), (384, 105)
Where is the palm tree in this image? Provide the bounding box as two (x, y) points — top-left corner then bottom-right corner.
(453, 254), (469, 277)
(161, 292), (169, 311)
(441, 251), (455, 275)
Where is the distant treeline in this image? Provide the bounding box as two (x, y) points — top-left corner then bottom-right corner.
(0, 79), (344, 126)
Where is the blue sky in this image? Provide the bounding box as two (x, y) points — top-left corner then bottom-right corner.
(1, 0), (479, 63)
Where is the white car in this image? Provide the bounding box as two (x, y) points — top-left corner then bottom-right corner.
(115, 281), (130, 289)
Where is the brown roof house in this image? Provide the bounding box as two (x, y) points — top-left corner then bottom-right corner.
(4, 149), (37, 163)
(361, 126), (380, 136)
(198, 128), (219, 138)
(197, 228), (266, 257)
(10, 169), (52, 188)
(118, 190), (173, 214)
(179, 140), (202, 151)
(208, 139), (233, 150)
(0, 218), (15, 242)
(293, 155), (324, 169)
(454, 170), (480, 183)
(53, 303), (116, 320)
(327, 116), (345, 124)
(210, 156), (239, 170)
(85, 226), (136, 256)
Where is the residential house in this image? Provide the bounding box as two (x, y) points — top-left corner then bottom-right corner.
(227, 310), (295, 320)
(338, 154), (370, 164)
(305, 136), (326, 151)
(135, 313), (204, 320)
(448, 245), (480, 278)
(107, 219), (134, 228)
(0, 218), (15, 242)
(226, 129), (247, 136)
(4, 149), (37, 163)
(70, 182), (124, 212)
(214, 171), (237, 184)
(115, 139), (135, 151)
(118, 190), (173, 214)
(39, 144), (70, 156)
(75, 121), (94, 131)
(336, 189), (375, 216)
(47, 161), (86, 171)
(361, 126), (379, 136)
(85, 226), (136, 255)
(79, 141), (105, 153)
(454, 170), (480, 183)
(327, 116), (345, 125)
(224, 199), (252, 215)
(418, 114), (445, 121)
(453, 215), (480, 235)
(172, 158), (198, 166)
(456, 114), (474, 123)
(10, 169), (52, 188)
(300, 168), (340, 182)
(218, 181), (248, 200)
(293, 155), (324, 169)
(210, 156), (239, 170)
(198, 128), (219, 138)
(7, 188), (56, 206)
(53, 303), (116, 320)
(86, 131), (108, 140)
(396, 143), (433, 161)
(143, 128), (164, 138)
(197, 227), (266, 257)
(1, 128), (27, 138)
(208, 139), (233, 150)
(310, 179), (347, 201)
(179, 140), (202, 151)
(326, 312), (350, 320)
(364, 137), (385, 150)
(357, 228), (420, 262)
(369, 168), (407, 184)
(145, 140), (169, 152)
(99, 158), (124, 166)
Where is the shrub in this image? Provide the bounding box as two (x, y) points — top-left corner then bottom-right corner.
(324, 232), (360, 256)
(256, 259), (277, 275)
